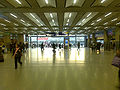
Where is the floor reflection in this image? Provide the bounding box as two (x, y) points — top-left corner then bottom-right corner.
(25, 48), (86, 63)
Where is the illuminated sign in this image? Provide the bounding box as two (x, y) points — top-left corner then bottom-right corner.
(38, 37), (48, 40)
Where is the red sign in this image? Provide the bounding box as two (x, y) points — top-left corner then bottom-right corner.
(38, 37), (48, 40)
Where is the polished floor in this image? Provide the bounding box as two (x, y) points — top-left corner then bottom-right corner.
(0, 47), (119, 90)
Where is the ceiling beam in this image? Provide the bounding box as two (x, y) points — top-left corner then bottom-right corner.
(83, 0), (95, 7)
(0, 0), (14, 8)
(37, 13), (53, 31)
(56, 0), (66, 32)
(25, 0), (40, 8)
(0, 7), (120, 13)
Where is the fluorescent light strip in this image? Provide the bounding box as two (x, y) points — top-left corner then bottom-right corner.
(82, 19), (85, 22)
(45, 0), (48, 4)
(97, 18), (101, 22)
(69, 13), (72, 18)
(30, 13), (36, 19)
(67, 19), (70, 22)
(111, 18), (118, 22)
(105, 12), (112, 17)
(16, 0), (22, 4)
(116, 22), (120, 25)
(73, 0), (77, 4)
(101, 0), (106, 3)
(52, 19), (55, 22)
(50, 13), (53, 18)
(79, 23), (81, 25)
(10, 13), (17, 18)
(14, 23), (18, 26)
(91, 23), (94, 25)
(0, 23), (6, 26)
(87, 13), (92, 17)
(104, 22), (108, 25)
(5, 19), (10, 23)
(20, 19), (25, 23)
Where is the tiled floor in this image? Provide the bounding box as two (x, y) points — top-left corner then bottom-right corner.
(0, 48), (119, 90)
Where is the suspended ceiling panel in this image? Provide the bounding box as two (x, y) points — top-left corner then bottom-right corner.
(36, 0), (56, 7)
(64, 12), (77, 26)
(6, 0), (30, 7)
(76, 12), (98, 26)
(92, 0), (114, 7)
(24, 13), (45, 26)
(44, 13), (58, 26)
(66, 0), (85, 7)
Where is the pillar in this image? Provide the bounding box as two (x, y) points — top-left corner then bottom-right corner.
(115, 27), (120, 50)
(87, 34), (91, 47)
(92, 33), (96, 43)
(104, 30), (110, 51)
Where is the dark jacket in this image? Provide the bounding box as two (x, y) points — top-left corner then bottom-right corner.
(15, 48), (22, 58)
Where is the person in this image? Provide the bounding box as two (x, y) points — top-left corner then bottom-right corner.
(77, 42), (80, 50)
(13, 44), (22, 69)
(0, 47), (4, 62)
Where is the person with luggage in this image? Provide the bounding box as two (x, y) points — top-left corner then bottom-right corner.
(13, 44), (22, 69)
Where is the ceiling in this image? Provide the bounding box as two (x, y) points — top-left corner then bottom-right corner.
(0, 0), (120, 35)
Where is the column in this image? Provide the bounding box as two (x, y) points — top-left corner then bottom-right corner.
(87, 34), (91, 47)
(104, 30), (110, 51)
(92, 33), (96, 43)
(18, 34), (24, 43)
(115, 27), (120, 50)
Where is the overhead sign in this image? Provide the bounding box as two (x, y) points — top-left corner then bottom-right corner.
(38, 37), (48, 40)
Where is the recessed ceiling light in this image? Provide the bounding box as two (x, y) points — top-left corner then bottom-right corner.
(30, 13), (36, 18)
(52, 19), (55, 22)
(14, 23), (19, 26)
(87, 13), (92, 17)
(4, 19), (10, 23)
(45, 0), (48, 4)
(73, 0), (77, 4)
(15, 0), (22, 4)
(50, 13), (53, 18)
(10, 13), (17, 18)
(97, 18), (101, 22)
(91, 23), (94, 25)
(101, 0), (106, 3)
(20, 19), (25, 23)
(104, 22), (108, 25)
(67, 19), (70, 22)
(69, 13), (72, 18)
(82, 19), (85, 22)
(105, 12), (112, 17)
(0, 23), (6, 26)
(111, 18), (118, 22)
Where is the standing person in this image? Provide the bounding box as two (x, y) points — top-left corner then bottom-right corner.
(14, 44), (22, 69)
(41, 42), (44, 50)
(77, 42), (80, 50)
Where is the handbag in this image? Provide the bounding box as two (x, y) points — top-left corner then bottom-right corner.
(112, 56), (120, 68)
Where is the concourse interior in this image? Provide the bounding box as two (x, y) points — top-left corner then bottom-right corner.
(0, 0), (120, 90)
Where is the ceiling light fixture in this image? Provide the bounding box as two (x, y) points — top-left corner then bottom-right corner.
(91, 23), (94, 25)
(104, 22), (108, 25)
(5, 19), (10, 23)
(79, 23), (81, 25)
(66, 23), (69, 25)
(0, 23), (6, 26)
(87, 13), (92, 17)
(69, 13), (72, 18)
(30, 13), (36, 18)
(116, 22), (120, 25)
(111, 18), (118, 22)
(10, 13), (17, 18)
(67, 19), (70, 22)
(16, 0), (22, 4)
(20, 19), (25, 23)
(50, 13), (53, 18)
(82, 19), (85, 22)
(101, 0), (106, 3)
(45, 0), (48, 4)
(52, 19), (55, 22)
(105, 12), (112, 17)
(97, 18), (101, 22)
(14, 23), (19, 26)
(73, 0), (77, 4)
